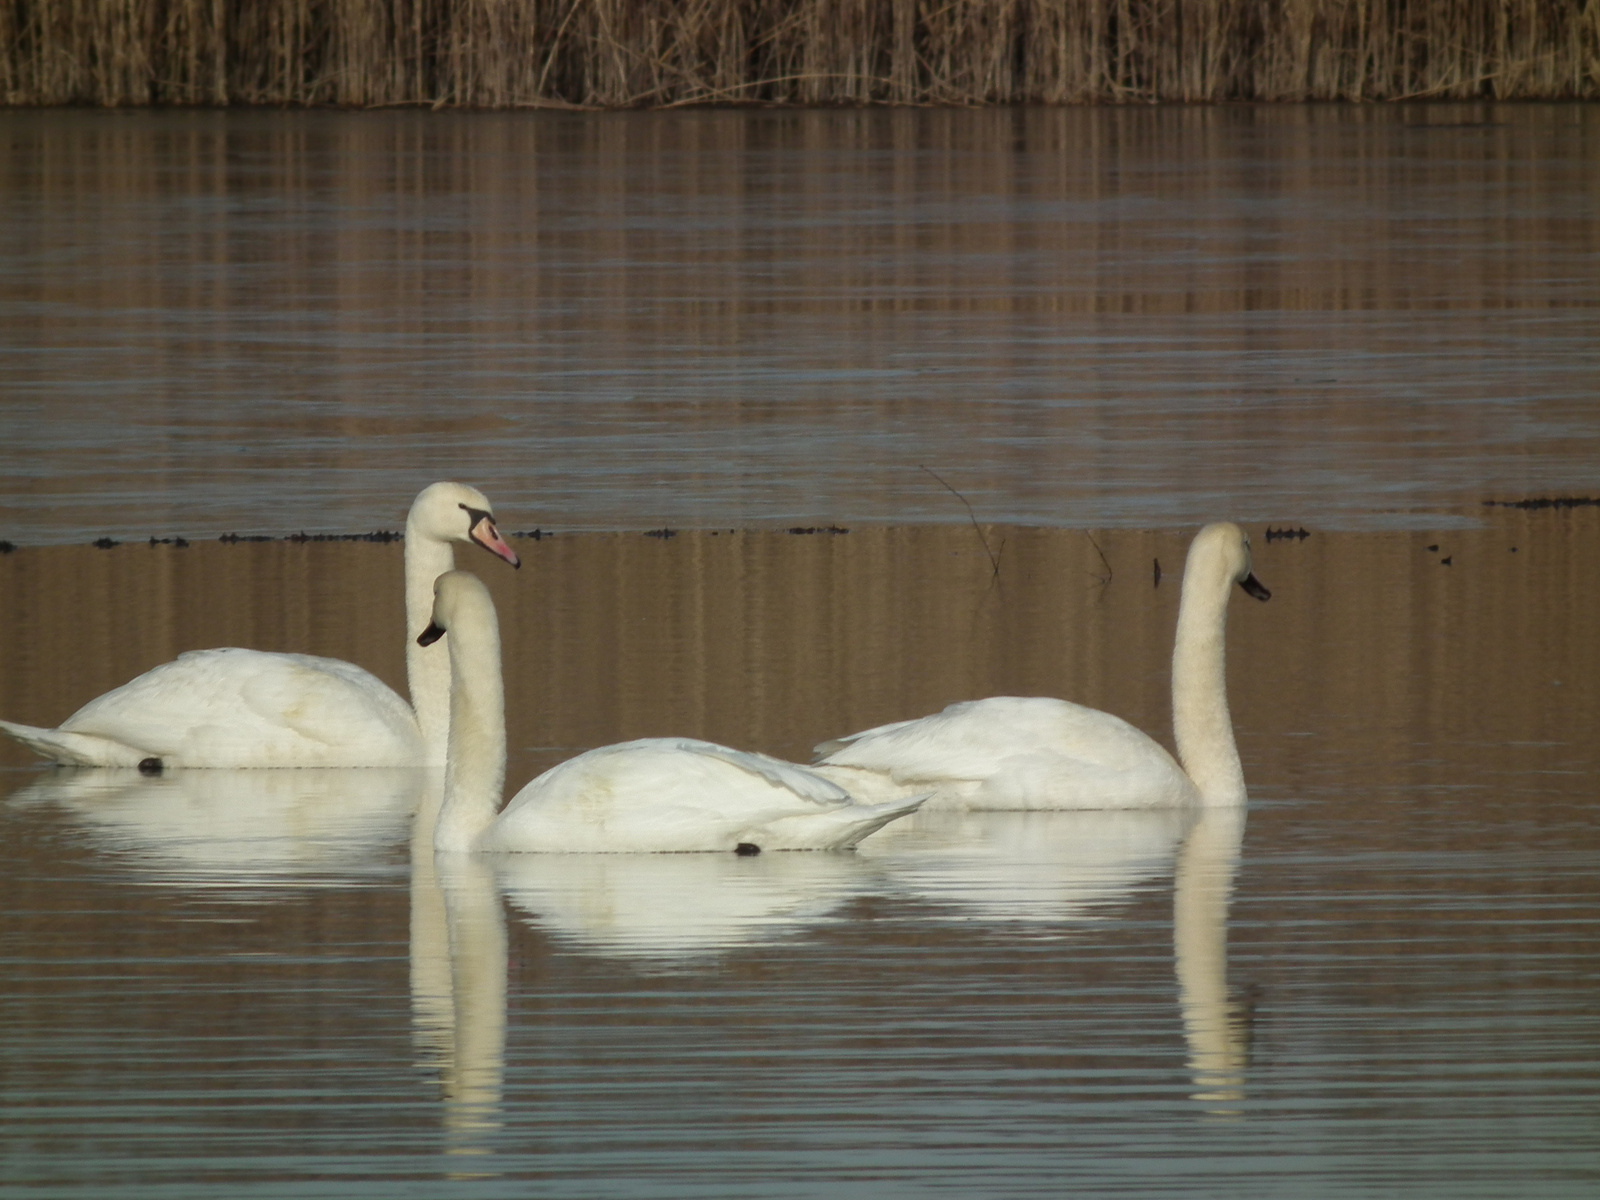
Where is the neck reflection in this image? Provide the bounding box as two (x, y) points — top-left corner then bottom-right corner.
(1172, 805), (1249, 1112)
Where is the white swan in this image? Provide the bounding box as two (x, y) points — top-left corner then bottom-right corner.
(422, 570), (925, 854)
(812, 522), (1270, 810)
(0, 482), (520, 769)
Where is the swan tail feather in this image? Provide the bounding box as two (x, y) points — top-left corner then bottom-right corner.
(762, 791), (929, 850)
(0, 719), (147, 767)
(835, 792), (931, 848)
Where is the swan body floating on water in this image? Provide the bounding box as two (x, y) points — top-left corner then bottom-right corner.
(0, 482), (520, 769)
(812, 522), (1270, 810)
(422, 570), (924, 854)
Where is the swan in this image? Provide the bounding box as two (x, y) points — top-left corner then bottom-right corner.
(421, 570), (925, 854)
(0, 482), (520, 769)
(811, 522), (1270, 810)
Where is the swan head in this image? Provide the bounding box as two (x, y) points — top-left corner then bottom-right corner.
(1189, 523), (1271, 603)
(408, 482), (521, 569)
(417, 570), (497, 647)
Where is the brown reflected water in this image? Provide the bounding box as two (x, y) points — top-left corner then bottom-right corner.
(3, 104), (1599, 541)
(4, 510), (1596, 783)
(2, 516), (1598, 1194)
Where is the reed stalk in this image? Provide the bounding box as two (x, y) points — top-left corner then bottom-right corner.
(1, 0), (1594, 106)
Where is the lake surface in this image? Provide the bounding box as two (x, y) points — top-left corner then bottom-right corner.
(1, 104), (1598, 1196)
(3, 513), (1599, 1196)
(2, 104), (1599, 543)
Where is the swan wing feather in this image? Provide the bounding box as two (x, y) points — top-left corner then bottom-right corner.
(50, 648), (422, 767)
(814, 697), (1194, 810)
(487, 738), (897, 852)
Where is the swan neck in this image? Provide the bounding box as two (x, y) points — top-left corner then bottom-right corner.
(434, 594), (507, 854)
(405, 514), (459, 764)
(1170, 559), (1246, 806)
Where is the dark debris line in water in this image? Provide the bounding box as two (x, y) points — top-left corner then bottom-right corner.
(4, 498), (1587, 554)
(14, 494), (1596, 557)
(11, 506), (1586, 552)
(1483, 497), (1600, 510)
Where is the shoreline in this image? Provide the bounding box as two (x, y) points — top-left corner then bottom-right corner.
(6, 1), (1596, 108)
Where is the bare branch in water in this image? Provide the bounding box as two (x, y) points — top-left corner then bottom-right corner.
(920, 465), (999, 581)
(1086, 532), (1113, 586)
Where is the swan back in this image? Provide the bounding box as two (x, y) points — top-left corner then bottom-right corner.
(1170, 523), (1268, 807)
(41, 649), (422, 768)
(489, 737), (920, 853)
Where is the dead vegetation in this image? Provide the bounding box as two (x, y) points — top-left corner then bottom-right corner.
(2, 0), (1595, 106)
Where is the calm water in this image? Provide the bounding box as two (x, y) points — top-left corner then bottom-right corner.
(1, 104), (1598, 1195)
(3, 515), (1599, 1196)
(2, 104), (1599, 542)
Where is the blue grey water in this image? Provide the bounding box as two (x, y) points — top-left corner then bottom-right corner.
(1, 104), (1597, 542)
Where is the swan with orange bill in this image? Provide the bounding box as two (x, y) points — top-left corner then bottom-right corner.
(0, 482), (520, 769)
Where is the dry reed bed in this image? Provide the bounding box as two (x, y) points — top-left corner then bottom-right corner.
(2, 0), (1596, 106)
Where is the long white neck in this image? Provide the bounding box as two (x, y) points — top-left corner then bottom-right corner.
(1170, 552), (1247, 806)
(405, 514), (459, 765)
(434, 595), (508, 854)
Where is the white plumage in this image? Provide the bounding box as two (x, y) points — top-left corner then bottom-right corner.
(424, 570), (924, 854)
(0, 481), (520, 769)
(813, 522), (1270, 811)
(814, 696), (1197, 810)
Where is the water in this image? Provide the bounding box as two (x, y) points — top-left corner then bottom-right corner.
(2, 105), (1598, 1195)
(3, 515), (1599, 1196)
(2, 105), (1599, 542)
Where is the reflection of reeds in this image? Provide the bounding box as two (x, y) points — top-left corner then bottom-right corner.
(2, 0), (1594, 107)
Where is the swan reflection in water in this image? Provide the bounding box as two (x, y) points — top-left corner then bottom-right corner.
(858, 806), (1251, 1109)
(410, 843), (507, 1173)
(1172, 806), (1250, 1109)
(856, 807), (1194, 922)
(13, 767), (1249, 1158)
(405, 787), (889, 1165)
(408, 846), (886, 1166)
(496, 849), (882, 961)
(6, 767), (424, 887)
(417, 805), (1251, 1142)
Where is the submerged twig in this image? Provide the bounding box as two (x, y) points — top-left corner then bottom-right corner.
(1085, 532), (1113, 586)
(920, 465), (999, 581)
